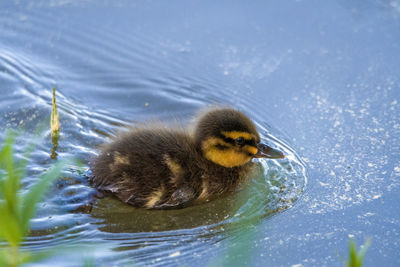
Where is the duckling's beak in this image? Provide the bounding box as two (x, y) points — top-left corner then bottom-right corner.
(254, 143), (285, 159)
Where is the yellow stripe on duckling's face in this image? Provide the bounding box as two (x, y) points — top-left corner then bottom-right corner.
(202, 137), (255, 168)
(221, 131), (255, 140)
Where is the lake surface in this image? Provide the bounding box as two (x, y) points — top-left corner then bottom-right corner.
(1, 0), (400, 266)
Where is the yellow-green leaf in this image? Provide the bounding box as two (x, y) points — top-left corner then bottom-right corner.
(50, 87), (60, 136)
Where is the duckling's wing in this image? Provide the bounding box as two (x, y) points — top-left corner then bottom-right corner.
(153, 186), (196, 209)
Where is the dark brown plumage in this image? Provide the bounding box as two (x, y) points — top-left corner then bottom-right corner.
(91, 108), (284, 209)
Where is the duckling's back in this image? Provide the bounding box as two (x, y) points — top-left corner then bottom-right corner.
(91, 128), (202, 208)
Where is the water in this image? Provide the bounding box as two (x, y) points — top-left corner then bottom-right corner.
(0, 0), (399, 266)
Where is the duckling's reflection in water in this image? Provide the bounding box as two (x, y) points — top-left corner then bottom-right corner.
(90, 162), (273, 233)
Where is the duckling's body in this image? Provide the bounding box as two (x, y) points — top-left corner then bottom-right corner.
(91, 108), (283, 209)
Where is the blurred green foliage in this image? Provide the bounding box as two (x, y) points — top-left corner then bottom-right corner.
(0, 132), (66, 267)
(346, 239), (371, 267)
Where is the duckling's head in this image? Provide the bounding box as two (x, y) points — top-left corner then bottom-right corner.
(194, 108), (284, 168)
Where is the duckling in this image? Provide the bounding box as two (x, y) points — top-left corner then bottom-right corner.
(91, 108), (284, 209)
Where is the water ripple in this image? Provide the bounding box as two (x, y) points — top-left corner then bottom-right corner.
(0, 4), (307, 266)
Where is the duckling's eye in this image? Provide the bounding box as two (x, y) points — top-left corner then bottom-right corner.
(235, 137), (245, 146)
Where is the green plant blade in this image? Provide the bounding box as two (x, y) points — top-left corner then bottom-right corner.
(347, 239), (371, 267)
(0, 249), (11, 267)
(14, 139), (37, 192)
(0, 172), (4, 199)
(347, 240), (359, 267)
(0, 204), (22, 247)
(20, 160), (66, 234)
(358, 238), (371, 261)
(0, 133), (19, 211)
(51, 87), (60, 136)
